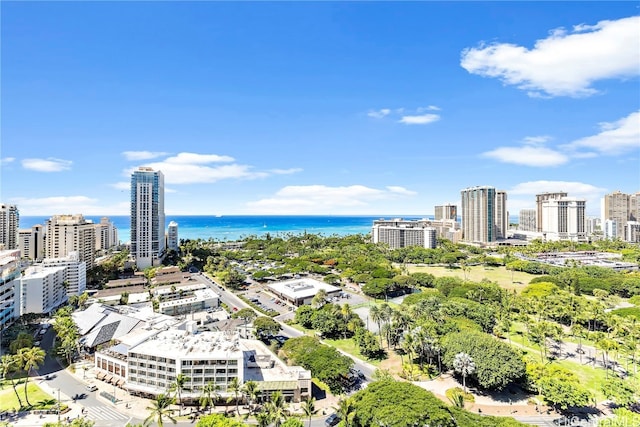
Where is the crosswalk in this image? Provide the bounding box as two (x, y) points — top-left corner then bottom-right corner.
(83, 405), (129, 422)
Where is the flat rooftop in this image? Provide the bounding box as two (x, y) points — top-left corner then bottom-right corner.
(268, 278), (340, 300)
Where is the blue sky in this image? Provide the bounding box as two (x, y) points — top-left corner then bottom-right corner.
(1, 2), (639, 217)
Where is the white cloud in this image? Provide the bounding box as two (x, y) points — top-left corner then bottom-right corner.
(398, 113), (441, 125)
(268, 168), (303, 175)
(461, 15), (640, 97)
(562, 110), (640, 155)
(1, 157), (15, 165)
(162, 152), (235, 164)
(508, 180), (606, 215)
(22, 158), (72, 172)
(9, 196), (129, 216)
(482, 145), (568, 167)
(122, 151), (170, 161)
(368, 109), (391, 119)
(417, 106), (441, 112)
(246, 184), (417, 214)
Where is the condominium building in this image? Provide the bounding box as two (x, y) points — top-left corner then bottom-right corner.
(0, 250), (21, 331)
(0, 204), (19, 250)
(585, 217), (601, 235)
(19, 265), (68, 315)
(625, 221), (640, 243)
(18, 224), (45, 261)
(541, 197), (587, 242)
(95, 217), (119, 253)
(603, 220), (618, 241)
(630, 192), (640, 222)
(131, 167), (165, 269)
(372, 219), (437, 249)
(42, 252), (87, 297)
(519, 209), (537, 232)
(536, 192), (567, 232)
(461, 186), (497, 243)
(601, 191), (630, 239)
(495, 190), (508, 239)
(167, 221), (179, 252)
(45, 214), (96, 270)
(434, 204), (457, 221)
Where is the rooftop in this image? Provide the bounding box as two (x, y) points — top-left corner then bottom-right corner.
(268, 278), (340, 300)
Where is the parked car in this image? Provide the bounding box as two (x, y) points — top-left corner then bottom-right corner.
(325, 414), (341, 427)
(86, 384), (98, 392)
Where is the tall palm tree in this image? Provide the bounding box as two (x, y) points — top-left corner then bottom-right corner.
(18, 347), (45, 406)
(242, 380), (259, 414)
(1, 354), (23, 407)
(369, 305), (383, 346)
(227, 377), (242, 415)
(145, 393), (176, 427)
(199, 381), (218, 415)
(334, 397), (355, 427)
(266, 391), (287, 427)
(301, 396), (316, 427)
(170, 373), (188, 416)
(452, 352), (475, 393)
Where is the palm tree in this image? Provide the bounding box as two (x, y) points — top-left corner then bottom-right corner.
(369, 305), (383, 346)
(452, 352), (475, 394)
(18, 347), (45, 406)
(199, 381), (218, 415)
(1, 355), (23, 407)
(145, 393), (176, 427)
(266, 391), (287, 427)
(227, 377), (242, 415)
(170, 373), (188, 416)
(242, 380), (259, 414)
(334, 397), (355, 427)
(301, 396), (317, 427)
(255, 411), (272, 427)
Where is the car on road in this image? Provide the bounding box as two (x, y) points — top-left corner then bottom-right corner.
(325, 414), (341, 427)
(86, 384), (98, 392)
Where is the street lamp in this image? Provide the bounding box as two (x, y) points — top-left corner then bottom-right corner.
(57, 388), (61, 424)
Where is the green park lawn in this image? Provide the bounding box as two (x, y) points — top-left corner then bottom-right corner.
(407, 265), (537, 292)
(0, 379), (57, 411)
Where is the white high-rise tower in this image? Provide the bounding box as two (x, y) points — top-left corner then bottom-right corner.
(131, 167), (165, 269)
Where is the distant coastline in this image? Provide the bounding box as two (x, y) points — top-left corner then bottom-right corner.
(19, 214), (521, 244)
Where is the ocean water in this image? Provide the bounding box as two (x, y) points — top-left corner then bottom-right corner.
(19, 215), (430, 244)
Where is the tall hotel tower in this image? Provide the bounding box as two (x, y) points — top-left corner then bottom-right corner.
(131, 167), (165, 269)
(461, 186), (497, 244)
(0, 204), (19, 250)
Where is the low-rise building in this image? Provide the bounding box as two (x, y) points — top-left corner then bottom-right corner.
(268, 278), (341, 306)
(19, 265), (68, 315)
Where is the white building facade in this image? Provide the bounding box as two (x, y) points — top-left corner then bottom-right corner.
(18, 224), (46, 261)
(95, 217), (119, 253)
(541, 197), (587, 242)
(0, 250), (21, 330)
(131, 167), (165, 269)
(19, 265), (68, 315)
(42, 251), (87, 297)
(167, 221), (179, 252)
(519, 209), (537, 232)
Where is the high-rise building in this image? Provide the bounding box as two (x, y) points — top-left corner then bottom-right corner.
(461, 186), (497, 243)
(372, 220), (437, 249)
(167, 221), (179, 252)
(19, 265), (67, 315)
(625, 221), (640, 243)
(541, 197), (586, 242)
(585, 217), (601, 235)
(94, 217), (119, 253)
(603, 220), (618, 240)
(434, 204), (457, 221)
(42, 252), (87, 297)
(0, 249), (21, 331)
(536, 192), (567, 232)
(18, 224), (45, 261)
(601, 191), (630, 239)
(495, 190), (508, 239)
(519, 209), (537, 232)
(630, 192), (640, 222)
(131, 167), (165, 269)
(45, 214), (96, 270)
(0, 204), (19, 250)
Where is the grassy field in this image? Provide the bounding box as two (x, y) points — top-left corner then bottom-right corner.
(406, 265), (537, 292)
(0, 380), (56, 411)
